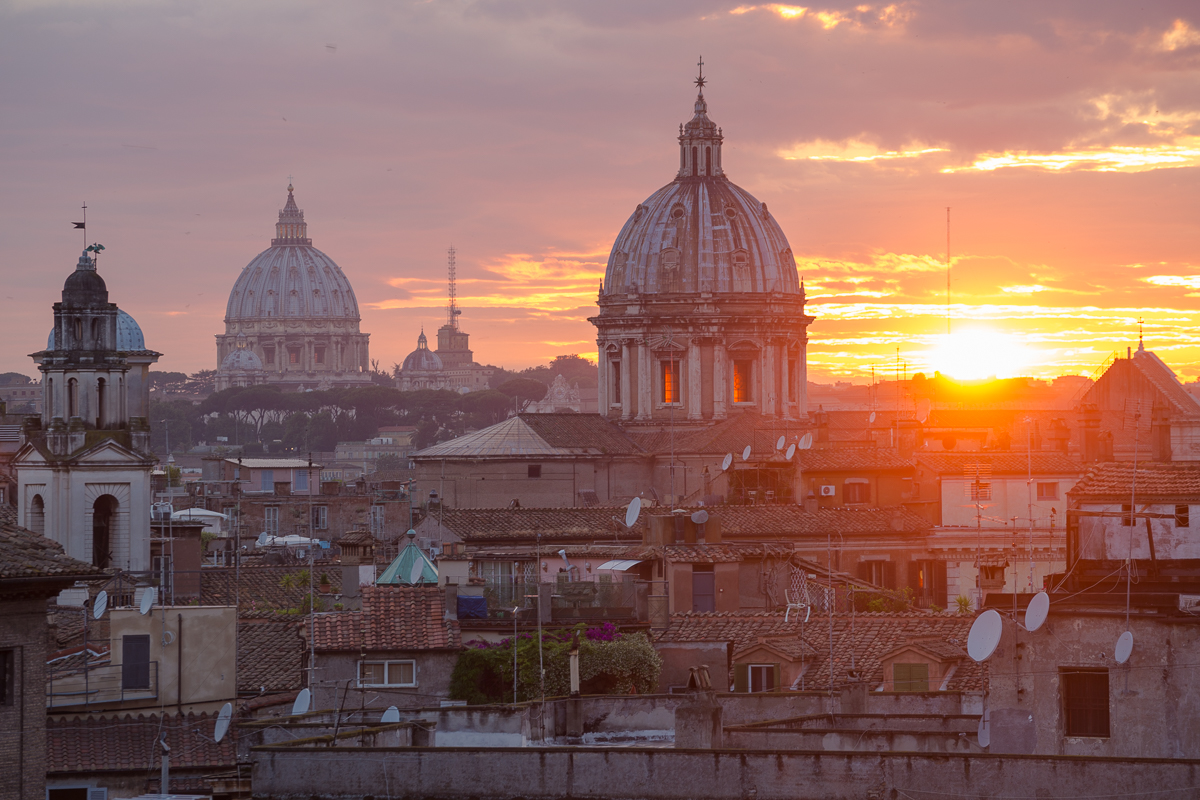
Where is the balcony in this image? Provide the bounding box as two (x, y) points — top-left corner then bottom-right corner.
(474, 577), (642, 623)
(46, 661), (159, 709)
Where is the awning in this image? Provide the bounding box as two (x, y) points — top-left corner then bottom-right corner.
(596, 559), (643, 572)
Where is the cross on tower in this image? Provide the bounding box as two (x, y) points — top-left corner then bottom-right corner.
(695, 56), (706, 90)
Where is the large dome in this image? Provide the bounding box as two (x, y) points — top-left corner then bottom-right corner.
(224, 188), (361, 322)
(602, 92), (800, 297)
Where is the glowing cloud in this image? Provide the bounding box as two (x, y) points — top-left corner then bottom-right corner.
(944, 139), (1200, 173)
(1160, 19), (1200, 52)
(780, 138), (946, 163)
(1002, 285), (1048, 294)
(1144, 275), (1200, 290)
(729, 3), (909, 28)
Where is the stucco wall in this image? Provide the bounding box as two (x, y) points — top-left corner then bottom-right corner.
(312, 650), (459, 711)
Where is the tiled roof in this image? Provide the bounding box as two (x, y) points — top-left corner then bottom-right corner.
(0, 518), (103, 581)
(200, 565), (343, 618)
(629, 542), (795, 564)
(414, 414), (642, 459)
(796, 449), (914, 472)
(1131, 350), (1200, 414)
(239, 620), (305, 693)
(709, 505), (929, 537)
(627, 410), (812, 458)
(658, 610), (985, 691)
(307, 586), (461, 652)
(0, 503), (17, 526)
(225, 457), (319, 469)
(434, 507), (644, 543)
(1069, 461), (1200, 499)
(47, 712), (236, 774)
(915, 452), (1082, 476)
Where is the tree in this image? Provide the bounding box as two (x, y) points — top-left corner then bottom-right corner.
(375, 453), (406, 471)
(0, 372), (34, 386)
(460, 389), (514, 426)
(186, 369), (216, 396)
(497, 378), (548, 411)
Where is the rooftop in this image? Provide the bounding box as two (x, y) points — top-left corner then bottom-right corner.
(414, 414), (642, 459)
(1069, 461), (1200, 499)
(0, 517), (103, 582)
(307, 586), (461, 651)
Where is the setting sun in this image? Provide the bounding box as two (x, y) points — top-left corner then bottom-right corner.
(924, 329), (1032, 380)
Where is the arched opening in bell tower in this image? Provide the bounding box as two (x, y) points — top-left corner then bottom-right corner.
(92, 494), (118, 569)
(28, 494), (45, 535)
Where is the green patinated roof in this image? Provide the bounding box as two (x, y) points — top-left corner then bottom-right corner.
(377, 539), (438, 585)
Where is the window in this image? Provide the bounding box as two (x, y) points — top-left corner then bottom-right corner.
(121, 635), (151, 690)
(610, 360), (621, 404)
(67, 378), (78, 418)
(289, 349), (300, 365)
(1121, 503), (1133, 526)
(0, 649), (12, 705)
(692, 566), (715, 613)
(787, 359), (798, 401)
(748, 664), (776, 693)
(260, 470), (274, 491)
(264, 506), (279, 535)
(1037, 482), (1059, 501)
(294, 469), (309, 492)
(263, 346), (275, 365)
(844, 480), (870, 504)
(1061, 668), (1110, 737)
(662, 359), (680, 404)
(909, 560), (948, 608)
(528, 465), (542, 478)
(705, 146), (712, 176)
(369, 505), (386, 535)
(312, 506), (328, 530)
(314, 346), (325, 365)
(358, 660), (416, 687)
(969, 482), (992, 501)
(857, 560), (896, 590)
(1176, 505), (1190, 528)
(893, 662), (929, 692)
(733, 360), (753, 403)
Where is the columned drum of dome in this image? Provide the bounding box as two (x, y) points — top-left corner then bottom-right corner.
(216, 185), (372, 392)
(589, 78), (814, 429)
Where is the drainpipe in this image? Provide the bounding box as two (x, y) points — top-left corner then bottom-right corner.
(176, 612), (183, 712)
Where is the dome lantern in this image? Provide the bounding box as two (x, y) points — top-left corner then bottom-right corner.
(272, 184), (311, 246)
(677, 58), (724, 180)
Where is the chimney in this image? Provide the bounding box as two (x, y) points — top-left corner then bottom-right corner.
(338, 529), (375, 611)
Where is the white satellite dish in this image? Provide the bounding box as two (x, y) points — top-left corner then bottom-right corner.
(139, 586), (157, 616)
(409, 558), (426, 585)
(214, 702), (233, 743)
(721, 453), (733, 471)
(967, 610), (1003, 662)
(93, 590), (108, 620)
(869, 411), (876, 424)
(776, 435), (785, 451)
(690, 510), (709, 525)
(799, 433), (813, 450)
(381, 706), (401, 724)
(786, 444), (796, 460)
(1024, 591), (1050, 632)
(916, 398), (932, 424)
(742, 445), (752, 461)
(1115, 631), (1134, 664)
(977, 713), (990, 748)
(291, 688), (311, 716)
(624, 496), (642, 529)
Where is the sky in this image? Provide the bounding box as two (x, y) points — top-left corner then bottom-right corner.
(3, 1), (1200, 384)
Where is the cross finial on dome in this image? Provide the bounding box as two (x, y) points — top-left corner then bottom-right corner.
(287, 175), (294, 193)
(695, 56), (706, 92)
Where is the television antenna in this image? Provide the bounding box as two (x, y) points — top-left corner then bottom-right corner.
(967, 609), (1003, 662)
(446, 245), (461, 329)
(977, 705), (991, 748)
(869, 411), (876, 424)
(214, 702), (233, 743)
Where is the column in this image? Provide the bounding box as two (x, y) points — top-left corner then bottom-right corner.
(713, 342), (727, 420)
(760, 343), (775, 417)
(620, 341), (632, 420)
(781, 349), (792, 420)
(637, 342), (652, 420)
(597, 343), (609, 417)
(687, 340), (702, 421)
(799, 338), (809, 417)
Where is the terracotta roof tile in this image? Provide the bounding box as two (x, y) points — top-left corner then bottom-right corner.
(200, 565), (343, 618)
(436, 507), (643, 544)
(1069, 461), (1200, 499)
(307, 586), (461, 652)
(47, 712), (236, 774)
(0, 518), (103, 581)
(658, 610), (985, 691)
(519, 414), (644, 454)
(239, 620), (305, 692)
(915, 452), (1082, 475)
(628, 542), (795, 563)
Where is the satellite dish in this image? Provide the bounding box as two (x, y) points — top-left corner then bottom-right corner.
(916, 398), (932, 424)
(869, 411), (877, 424)
(1115, 631), (1134, 664)
(92, 590), (108, 620)
(139, 587), (157, 616)
(742, 445), (751, 461)
(409, 558), (426, 585)
(214, 702), (233, 743)
(977, 714), (990, 748)
(721, 453), (733, 471)
(1024, 591), (1050, 632)
(799, 433), (813, 450)
(690, 510), (709, 525)
(624, 497), (642, 529)
(785, 444), (796, 460)
(292, 688), (311, 716)
(967, 610), (1003, 662)
(776, 435), (785, 451)
(381, 706), (401, 724)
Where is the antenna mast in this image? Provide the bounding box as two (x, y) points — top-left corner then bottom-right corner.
(447, 245), (459, 330)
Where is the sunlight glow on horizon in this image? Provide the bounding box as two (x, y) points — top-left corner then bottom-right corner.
(921, 329), (1034, 381)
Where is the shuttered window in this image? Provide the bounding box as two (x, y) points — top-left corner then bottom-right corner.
(1062, 668), (1109, 737)
(734, 662), (780, 693)
(893, 662), (929, 692)
(692, 568), (715, 613)
(121, 635), (151, 690)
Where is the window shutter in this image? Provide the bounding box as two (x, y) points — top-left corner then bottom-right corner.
(883, 561), (897, 590)
(733, 663), (749, 693)
(857, 561), (872, 582)
(932, 561), (948, 608)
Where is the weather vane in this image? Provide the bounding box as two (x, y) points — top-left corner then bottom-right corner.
(695, 56), (706, 91)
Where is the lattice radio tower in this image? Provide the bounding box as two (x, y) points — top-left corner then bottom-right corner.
(447, 245), (461, 330)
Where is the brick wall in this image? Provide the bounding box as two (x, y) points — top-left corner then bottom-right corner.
(0, 596), (51, 800)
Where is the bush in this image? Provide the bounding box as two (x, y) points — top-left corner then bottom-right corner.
(448, 624), (662, 704)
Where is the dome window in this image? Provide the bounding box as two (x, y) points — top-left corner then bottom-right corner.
(724, 207), (737, 220)
(671, 206), (686, 220)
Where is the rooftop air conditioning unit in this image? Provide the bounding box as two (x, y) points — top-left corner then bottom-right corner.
(819, 485), (836, 497)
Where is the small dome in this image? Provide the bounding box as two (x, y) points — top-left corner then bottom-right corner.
(48, 309), (146, 351)
(402, 330), (443, 372)
(221, 347), (264, 372)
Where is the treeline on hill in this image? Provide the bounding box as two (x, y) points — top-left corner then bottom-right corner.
(148, 354), (598, 455)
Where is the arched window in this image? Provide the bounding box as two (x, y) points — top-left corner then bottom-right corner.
(91, 318), (102, 348)
(691, 147), (698, 175)
(73, 318), (83, 343)
(680, 147), (686, 171)
(47, 379), (53, 417)
(92, 495), (118, 568)
(28, 495), (45, 535)
(705, 147), (712, 176)
(97, 378), (106, 427)
(67, 378), (78, 418)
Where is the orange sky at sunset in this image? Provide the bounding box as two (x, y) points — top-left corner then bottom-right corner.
(3, 2), (1200, 383)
